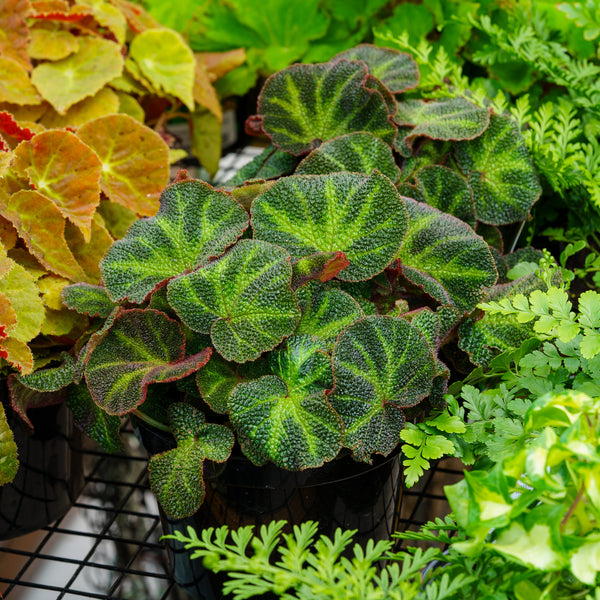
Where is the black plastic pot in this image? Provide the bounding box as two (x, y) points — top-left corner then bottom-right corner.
(0, 393), (84, 540)
(135, 419), (403, 600)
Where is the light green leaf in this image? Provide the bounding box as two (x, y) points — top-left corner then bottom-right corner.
(0, 402), (18, 485)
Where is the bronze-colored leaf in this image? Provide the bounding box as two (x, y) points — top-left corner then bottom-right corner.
(197, 49), (246, 81)
(109, 0), (160, 33)
(0, 0), (32, 71)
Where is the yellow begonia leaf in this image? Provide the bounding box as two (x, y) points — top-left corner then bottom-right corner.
(0, 102), (49, 123)
(116, 92), (145, 122)
(0, 291), (18, 337)
(40, 87), (119, 128)
(0, 215), (17, 250)
(0, 337), (34, 374)
(31, 37), (124, 115)
(123, 58), (155, 93)
(197, 49), (246, 81)
(0, 58), (43, 106)
(109, 71), (148, 95)
(130, 29), (195, 111)
(0, 0), (32, 71)
(7, 247), (47, 280)
(0, 151), (13, 177)
(77, 114), (168, 216)
(28, 27), (80, 61)
(38, 274), (70, 309)
(191, 108), (221, 177)
(64, 213), (114, 284)
(12, 129), (102, 241)
(169, 148), (188, 165)
(109, 0), (160, 33)
(40, 307), (84, 337)
(0, 260), (44, 343)
(193, 59), (222, 122)
(2, 189), (87, 281)
(76, 0), (127, 45)
(96, 199), (137, 239)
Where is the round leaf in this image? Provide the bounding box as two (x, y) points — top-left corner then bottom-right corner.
(252, 171), (408, 282)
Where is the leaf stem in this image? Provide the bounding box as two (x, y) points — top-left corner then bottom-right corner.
(560, 482), (585, 530)
(133, 409), (171, 433)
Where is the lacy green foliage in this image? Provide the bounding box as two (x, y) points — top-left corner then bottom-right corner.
(167, 240), (300, 362)
(0, 402), (18, 485)
(254, 60), (396, 155)
(251, 171), (408, 282)
(101, 178), (248, 303)
(84, 308), (212, 415)
(227, 146), (299, 185)
(60, 283), (116, 318)
(149, 403), (234, 519)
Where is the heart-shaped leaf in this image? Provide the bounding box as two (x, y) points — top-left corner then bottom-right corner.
(229, 335), (343, 470)
(454, 114), (542, 226)
(227, 145), (298, 186)
(84, 308), (213, 415)
(77, 114), (169, 216)
(255, 59), (396, 155)
(252, 171), (408, 282)
(167, 240), (300, 363)
(330, 315), (437, 461)
(333, 44), (419, 94)
(100, 178), (248, 303)
(149, 403), (234, 519)
(396, 198), (497, 314)
(61, 283), (116, 318)
(296, 132), (400, 183)
(0, 401), (18, 485)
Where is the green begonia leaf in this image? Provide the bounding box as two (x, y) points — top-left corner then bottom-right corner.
(227, 145), (298, 185)
(396, 199), (497, 314)
(16, 352), (75, 392)
(195, 353), (240, 414)
(295, 132), (400, 183)
(454, 114), (542, 226)
(252, 171), (408, 282)
(61, 283), (117, 318)
(149, 403), (234, 519)
(295, 281), (365, 347)
(229, 335), (342, 470)
(254, 59), (396, 155)
(395, 97), (490, 151)
(0, 402), (18, 485)
(84, 308), (213, 415)
(66, 384), (122, 453)
(100, 178), (248, 303)
(291, 252), (350, 290)
(330, 315), (437, 461)
(167, 240), (300, 363)
(333, 44), (419, 94)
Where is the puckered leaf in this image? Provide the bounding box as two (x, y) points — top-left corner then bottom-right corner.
(454, 114), (542, 226)
(31, 37), (124, 114)
(295, 132), (400, 183)
(395, 97), (490, 151)
(100, 178), (248, 303)
(84, 308), (212, 415)
(129, 28), (195, 111)
(12, 130), (102, 242)
(0, 401), (18, 485)
(77, 114), (168, 216)
(396, 198), (497, 314)
(227, 145), (298, 186)
(333, 44), (419, 94)
(252, 171), (408, 282)
(0, 0), (31, 70)
(16, 352), (74, 392)
(291, 252), (350, 290)
(61, 283), (116, 318)
(167, 240), (300, 363)
(195, 353), (240, 414)
(330, 316), (437, 461)
(28, 27), (79, 61)
(255, 59), (396, 155)
(295, 281), (365, 347)
(149, 403), (234, 519)
(229, 335), (343, 470)
(0, 57), (42, 105)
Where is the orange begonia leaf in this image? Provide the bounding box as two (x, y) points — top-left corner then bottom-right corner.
(28, 27), (80, 61)
(109, 0), (160, 33)
(0, 111), (34, 142)
(31, 1), (69, 11)
(0, 216), (17, 250)
(197, 49), (246, 81)
(130, 29), (195, 111)
(0, 0), (32, 71)
(77, 0), (127, 45)
(77, 114), (168, 216)
(1, 189), (87, 281)
(0, 291), (18, 339)
(30, 1), (91, 21)
(193, 59), (222, 122)
(31, 37), (124, 115)
(12, 130), (102, 241)
(0, 337), (34, 374)
(40, 87), (119, 128)
(0, 58), (43, 106)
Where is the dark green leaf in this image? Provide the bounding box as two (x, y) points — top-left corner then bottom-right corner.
(227, 145), (298, 185)
(291, 252), (350, 290)
(61, 283), (117, 318)
(16, 352), (75, 392)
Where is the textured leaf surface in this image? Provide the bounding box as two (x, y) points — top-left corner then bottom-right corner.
(0, 58), (42, 105)
(252, 171), (408, 282)
(84, 308), (212, 415)
(0, 401), (18, 485)
(296, 132), (400, 182)
(256, 60), (396, 155)
(291, 252), (350, 290)
(31, 37), (123, 114)
(77, 114), (168, 216)
(195, 353), (240, 414)
(129, 29), (195, 111)
(334, 44), (419, 94)
(454, 114), (542, 225)
(397, 199), (497, 314)
(16, 352), (74, 392)
(12, 130), (102, 241)
(228, 145), (298, 186)
(167, 240), (300, 363)
(61, 283), (116, 318)
(395, 98), (490, 150)
(100, 178), (248, 303)
(229, 335), (342, 470)
(330, 316), (437, 461)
